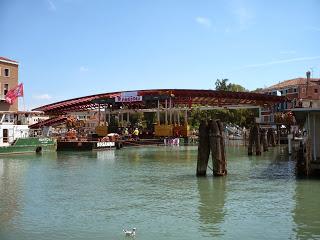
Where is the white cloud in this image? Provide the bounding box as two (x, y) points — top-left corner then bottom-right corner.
(46, 0), (56, 11)
(195, 17), (212, 28)
(244, 56), (320, 68)
(33, 94), (52, 100)
(80, 66), (89, 72)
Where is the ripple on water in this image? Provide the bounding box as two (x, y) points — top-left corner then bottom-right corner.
(0, 146), (320, 240)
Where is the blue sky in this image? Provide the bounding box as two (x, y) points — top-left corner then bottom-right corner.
(1, 0), (320, 110)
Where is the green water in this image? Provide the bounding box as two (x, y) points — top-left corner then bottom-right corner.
(0, 146), (319, 240)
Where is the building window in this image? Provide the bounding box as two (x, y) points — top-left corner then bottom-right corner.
(4, 68), (10, 77)
(302, 88), (306, 93)
(315, 89), (318, 93)
(4, 84), (9, 96)
(294, 88), (297, 93)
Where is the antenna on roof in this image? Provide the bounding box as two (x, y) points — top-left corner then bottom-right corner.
(310, 67), (314, 78)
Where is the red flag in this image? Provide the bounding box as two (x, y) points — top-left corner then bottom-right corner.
(5, 83), (24, 105)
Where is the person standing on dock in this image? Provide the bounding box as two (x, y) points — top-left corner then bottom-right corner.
(133, 128), (139, 140)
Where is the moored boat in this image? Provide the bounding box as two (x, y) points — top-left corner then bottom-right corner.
(57, 140), (117, 151)
(0, 112), (56, 154)
(0, 137), (56, 155)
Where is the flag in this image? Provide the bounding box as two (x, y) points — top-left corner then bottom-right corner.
(5, 83), (24, 105)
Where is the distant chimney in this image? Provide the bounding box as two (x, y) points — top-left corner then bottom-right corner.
(306, 71), (311, 98)
(306, 71), (311, 80)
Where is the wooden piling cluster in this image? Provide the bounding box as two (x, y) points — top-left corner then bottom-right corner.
(248, 125), (261, 156)
(296, 137), (312, 176)
(267, 128), (276, 147)
(260, 128), (268, 152)
(248, 126), (277, 156)
(196, 120), (227, 177)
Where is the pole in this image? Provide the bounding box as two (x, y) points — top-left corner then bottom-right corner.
(104, 103), (107, 127)
(258, 107), (262, 123)
(169, 97), (172, 124)
(165, 99), (168, 125)
(22, 96), (26, 111)
(121, 112), (124, 127)
(98, 104), (101, 126)
(313, 114), (316, 161)
(288, 134), (292, 155)
(185, 109), (188, 125)
(127, 112), (130, 124)
(157, 100), (160, 124)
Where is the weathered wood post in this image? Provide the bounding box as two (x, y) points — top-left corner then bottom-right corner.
(197, 119), (227, 177)
(271, 129), (276, 147)
(267, 128), (276, 147)
(196, 120), (210, 176)
(296, 137), (312, 176)
(255, 125), (261, 155)
(244, 130), (247, 146)
(260, 128), (268, 152)
(248, 126), (254, 155)
(209, 120), (219, 175)
(209, 120), (227, 176)
(248, 125), (261, 156)
(277, 125), (281, 145)
(217, 120), (227, 175)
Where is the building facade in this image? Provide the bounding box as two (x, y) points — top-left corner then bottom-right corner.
(259, 73), (320, 123)
(0, 57), (19, 111)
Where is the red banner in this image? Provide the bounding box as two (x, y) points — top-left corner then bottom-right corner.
(5, 83), (24, 105)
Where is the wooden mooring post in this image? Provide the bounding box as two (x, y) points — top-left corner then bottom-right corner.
(196, 119), (227, 177)
(267, 128), (276, 147)
(260, 128), (268, 152)
(196, 120), (210, 176)
(248, 125), (261, 156)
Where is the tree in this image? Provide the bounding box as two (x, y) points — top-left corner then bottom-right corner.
(253, 87), (264, 92)
(228, 84), (247, 92)
(215, 79), (248, 92)
(215, 79), (229, 91)
(188, 79), (256, 130)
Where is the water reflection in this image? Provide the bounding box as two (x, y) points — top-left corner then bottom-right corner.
(0, 159), (27, 226)
(197, 177), (226, 238)
(249, 148), (296, 181)
(294, 179), (320, 239)
(96, 150), (115, 162)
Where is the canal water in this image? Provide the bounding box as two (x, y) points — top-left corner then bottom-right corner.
(0, 146), (319, 240)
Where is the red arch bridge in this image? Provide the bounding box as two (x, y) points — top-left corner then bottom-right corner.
(31, 89), (286, 133)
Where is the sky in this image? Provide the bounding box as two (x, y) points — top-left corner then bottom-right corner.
(0, 0), (320, 110)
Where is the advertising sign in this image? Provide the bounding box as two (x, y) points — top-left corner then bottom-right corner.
(115, 91), (142, 103)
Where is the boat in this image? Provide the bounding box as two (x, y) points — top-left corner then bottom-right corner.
(56, 133), (120, 151)
(57, 139), (117, 151)
(0, 112), (57, 155)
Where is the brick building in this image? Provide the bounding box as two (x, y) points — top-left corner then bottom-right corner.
(259, 72), (320, 123)
(0, 57), (19, 111)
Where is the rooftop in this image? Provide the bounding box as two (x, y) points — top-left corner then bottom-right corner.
(263, 78), (320, 91)
(0, 56), (19, 65)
